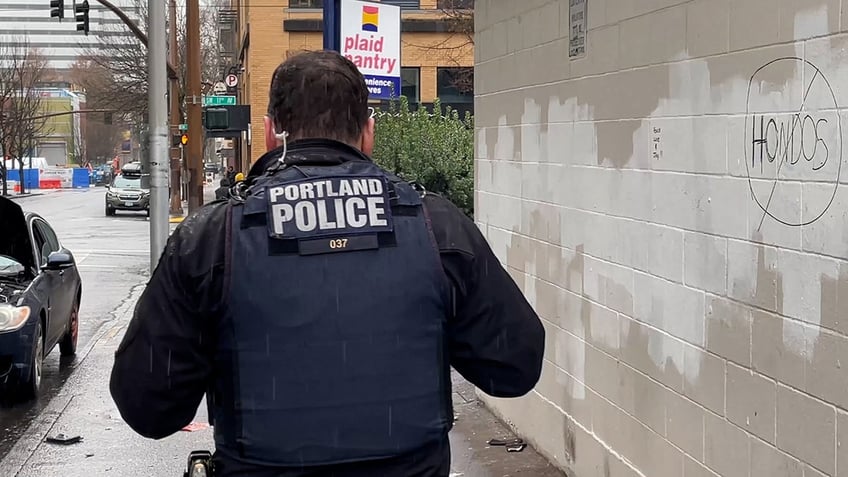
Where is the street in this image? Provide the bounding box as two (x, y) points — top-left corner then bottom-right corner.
(0, 188), (564, 476)
(0, 187), (151, 459)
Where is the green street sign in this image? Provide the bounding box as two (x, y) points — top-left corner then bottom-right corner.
(203, 95), (236, 106)
(178, 123), (188, 131)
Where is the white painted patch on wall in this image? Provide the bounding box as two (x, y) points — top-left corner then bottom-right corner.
(644, 324), (686, 377)
(783, 321), (809, 359)
(522, 98), (545, 163)
(555, 328), (586, 400)
(476, 128), (488, 160)
(590, 310), (620, 351)
(524, 259), (538, 309)
(548, 95), (575, 123)
(663, 59), (713, 117)
(533, 392), (648, 477)
(683, 343), (704, 384)
(494, 115), (514, 161)
(793, 4), (830, 41)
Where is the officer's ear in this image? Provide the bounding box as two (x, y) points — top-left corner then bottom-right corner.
(359, 116), (375, 156)
(264, 115), (281, 152)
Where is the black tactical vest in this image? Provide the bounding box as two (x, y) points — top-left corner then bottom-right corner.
(212, 152), (453, 467)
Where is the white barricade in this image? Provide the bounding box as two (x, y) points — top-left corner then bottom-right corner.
(40, 167), (74, 188)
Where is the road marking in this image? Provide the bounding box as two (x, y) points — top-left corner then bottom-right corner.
(73, 249), (148, 255)
(105, 325), (126, 342)
(78, 264), (146, 270)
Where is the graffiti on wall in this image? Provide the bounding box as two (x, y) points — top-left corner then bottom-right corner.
(744, 57), (842, 229)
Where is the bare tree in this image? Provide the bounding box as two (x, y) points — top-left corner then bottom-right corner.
(0, 38), (16, 195)
(401, 1), (474, 95)
(0, 36), (51, 196)
(439, 3), (474, 94)
(84, 114), (122, 164)
(77, 0), (223, 121)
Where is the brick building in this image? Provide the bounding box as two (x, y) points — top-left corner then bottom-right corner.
(475, 1), (848, 477)
(219, 0), (474, 169)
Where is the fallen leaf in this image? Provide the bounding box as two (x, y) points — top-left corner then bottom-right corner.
(181, 422), (211, 432)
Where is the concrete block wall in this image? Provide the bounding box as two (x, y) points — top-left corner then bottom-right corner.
(474, 1), (848, 476)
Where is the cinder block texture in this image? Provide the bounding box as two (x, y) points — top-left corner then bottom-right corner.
(476, 0), (848, 475)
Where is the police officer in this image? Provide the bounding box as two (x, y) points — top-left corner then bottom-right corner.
(110, 50), (545, 477)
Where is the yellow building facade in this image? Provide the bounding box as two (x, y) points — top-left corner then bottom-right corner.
(226, 0), (473, 168)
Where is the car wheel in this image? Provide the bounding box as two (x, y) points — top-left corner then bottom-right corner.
(22, 320), (44, 400)
(60, 297), (79, 356)
(105, 205), (114, 216)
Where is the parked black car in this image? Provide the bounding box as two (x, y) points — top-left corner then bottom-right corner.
(0, 196), (82, 400)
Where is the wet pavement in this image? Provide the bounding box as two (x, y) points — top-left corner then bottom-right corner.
(0, 187), (152, 458)
(0, 187), (565, 477)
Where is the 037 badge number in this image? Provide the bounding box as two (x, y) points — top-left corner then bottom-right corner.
(329, 238), (349, 249)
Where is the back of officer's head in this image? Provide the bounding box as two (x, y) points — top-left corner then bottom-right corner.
(264, 50), (374, 155)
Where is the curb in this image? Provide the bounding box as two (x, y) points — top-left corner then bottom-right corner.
(0, 284), (146, 477)
(3, 193), (46, 200)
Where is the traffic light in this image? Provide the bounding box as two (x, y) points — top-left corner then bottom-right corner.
(50, 0), (65, 20)
(181, 134), (189, 146)
(204, 107), (229, 130)
(75, 0), (89, 35)
(171, 134), (182, 147)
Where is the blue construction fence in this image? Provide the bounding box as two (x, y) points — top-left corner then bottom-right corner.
(4, 168), (91, 189)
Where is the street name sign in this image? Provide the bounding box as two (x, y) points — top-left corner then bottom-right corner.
(203, 95), (236, 106)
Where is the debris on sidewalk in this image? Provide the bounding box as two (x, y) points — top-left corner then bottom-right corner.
(487, 437), (526, 453)
(180, 422), (211, 432)
(45, 434), (83, 445)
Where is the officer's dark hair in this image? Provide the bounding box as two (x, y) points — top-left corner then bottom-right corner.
(267, 50), (370, 144)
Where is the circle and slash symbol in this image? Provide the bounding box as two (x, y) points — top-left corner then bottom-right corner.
(744, 57), (843, 228)
(225, 74), (239, 88)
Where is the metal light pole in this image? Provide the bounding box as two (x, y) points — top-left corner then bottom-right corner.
(147, 0), (169, 269)
(323, 0), (341, 51)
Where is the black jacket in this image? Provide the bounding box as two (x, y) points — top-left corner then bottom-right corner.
(110, 139), (545, 477)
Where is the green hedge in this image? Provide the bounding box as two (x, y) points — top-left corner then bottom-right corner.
(372, 97), (474, 217)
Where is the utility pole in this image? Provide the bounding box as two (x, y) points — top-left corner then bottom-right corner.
(185, 0), (203, 213)
(168, 0), (182, 215)
(147, 0), (169, 269)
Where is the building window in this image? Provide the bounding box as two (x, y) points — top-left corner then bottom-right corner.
(288, 0), (418, 9)
(437, 0), (473, 9)
(381, 0), (420, 9)
(401, 67), (419, 103)
(436, 67), (473, 103)
(289, 0), (322, 8)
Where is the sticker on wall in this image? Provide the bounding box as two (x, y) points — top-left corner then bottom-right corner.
(651, 126), (663, 161)
(569, 0), (587, 58)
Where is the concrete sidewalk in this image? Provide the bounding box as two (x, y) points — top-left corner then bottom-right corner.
(169, 182), (219, 223)
(0, 284), (564, 477)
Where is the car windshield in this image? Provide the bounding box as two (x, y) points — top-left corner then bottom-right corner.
(0, 255), (25, 277)
(112, 175), (141, 189)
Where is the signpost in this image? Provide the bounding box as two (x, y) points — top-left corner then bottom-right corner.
(203, 95), (236, 106)
(178, 123), (188, 131)
(339, 0), (401, 100)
